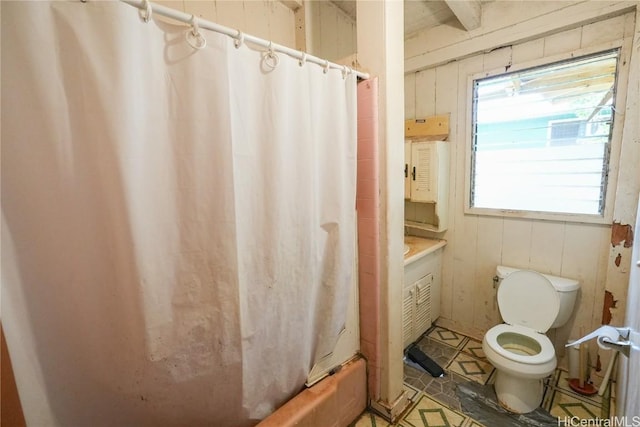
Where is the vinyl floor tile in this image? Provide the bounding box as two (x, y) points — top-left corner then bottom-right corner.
(352, 412), (392, 427)
(427, 327), (467, 349)
(460, 340), (486, 361)
(404, 382), (421, 402)
(554, 370), (603, 406)
(446, 352), (494, 385)
(390, 327), (608, 427)
(547, 389), (602, 420)
(401, 394), (468, 427)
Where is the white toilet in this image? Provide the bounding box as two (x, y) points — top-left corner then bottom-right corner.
(482, 266), (580, 414)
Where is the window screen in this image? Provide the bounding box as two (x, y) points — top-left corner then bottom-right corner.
(470, 49), (620, 216)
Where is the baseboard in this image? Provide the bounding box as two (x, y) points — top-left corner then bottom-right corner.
(369, 389), (411, 423)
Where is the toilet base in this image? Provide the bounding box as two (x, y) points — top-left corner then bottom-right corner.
(494, 370), (543, 414)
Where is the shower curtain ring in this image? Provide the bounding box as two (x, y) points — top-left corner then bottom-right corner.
(189, 15), (200, 37)
(186, 15), (207, 50)
(262, 41), (279, 71)
(299, 52), (307, 67)
(323, 60), (330, 74)
(139, 0), (152, 23)
(342, 65), (350, 79)
(234, 31), (244, 49)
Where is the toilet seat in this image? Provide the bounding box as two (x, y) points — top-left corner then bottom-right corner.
(485, 323), (555, 365)
(498, 270), (560, 333)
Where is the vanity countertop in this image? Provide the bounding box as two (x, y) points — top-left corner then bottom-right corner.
(404, 236), (447, 266)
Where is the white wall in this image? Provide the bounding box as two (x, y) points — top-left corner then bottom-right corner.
(155, 0), (296, 48)
(356, 0), (407, 419)
(404, 3), (640, 371)
(306, 1), (356, 62)
(153, 1), (357, 66)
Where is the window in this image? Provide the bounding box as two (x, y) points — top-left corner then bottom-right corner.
(469, 50), (620, 218)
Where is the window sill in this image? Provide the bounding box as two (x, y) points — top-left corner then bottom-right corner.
(464, 206), (612, 225)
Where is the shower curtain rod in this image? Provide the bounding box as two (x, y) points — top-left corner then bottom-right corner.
(120, 0), (370, 80)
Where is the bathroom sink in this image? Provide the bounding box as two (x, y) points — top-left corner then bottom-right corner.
(404, 244), (410, 255)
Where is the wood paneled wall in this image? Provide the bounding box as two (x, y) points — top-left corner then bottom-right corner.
(305, 1), (356, 62)
(405, 12), (639, 366)
(155, 0), (296, 48)
(152, 1), (357, 64)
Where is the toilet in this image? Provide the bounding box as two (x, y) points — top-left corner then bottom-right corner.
(482, 266), (580, 414)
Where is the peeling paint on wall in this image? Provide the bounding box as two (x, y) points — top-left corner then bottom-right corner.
(601, 290), (617, 325)
(615, 253), (622, 267)
(611, 222), (633, 248)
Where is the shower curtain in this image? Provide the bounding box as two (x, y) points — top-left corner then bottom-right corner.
(1, 2), (357, 426)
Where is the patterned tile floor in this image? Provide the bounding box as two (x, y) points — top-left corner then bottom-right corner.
(352, 325), (612, 427)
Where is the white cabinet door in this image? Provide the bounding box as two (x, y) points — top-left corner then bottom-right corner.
(410, 142), (438, 203)
(402, 286), (415, 349)
(404, 141), (411, 200)
(414, 274), (433, 338)
(402, 273), (434, 349)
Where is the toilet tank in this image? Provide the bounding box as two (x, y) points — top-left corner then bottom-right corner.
(496, 266), (580, 329)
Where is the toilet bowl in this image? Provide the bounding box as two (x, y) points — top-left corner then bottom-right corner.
(483, 267), (580, 414)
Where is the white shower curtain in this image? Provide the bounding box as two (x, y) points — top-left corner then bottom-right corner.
(1, 2), (357, 426)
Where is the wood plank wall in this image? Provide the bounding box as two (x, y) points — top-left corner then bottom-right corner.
(405, 13), (638, 365)
(152, 1), (356, 63)
(155, 0), (297, 48)
(305, 1), (356, 62)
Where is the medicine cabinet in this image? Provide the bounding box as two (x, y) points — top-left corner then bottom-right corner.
(404, 140), (449, 232)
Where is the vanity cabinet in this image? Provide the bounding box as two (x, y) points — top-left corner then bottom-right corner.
(402, 273), (432, 348)
(402, 240), (444, 349)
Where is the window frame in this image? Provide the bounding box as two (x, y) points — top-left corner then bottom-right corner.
(464, 41), (630, 225)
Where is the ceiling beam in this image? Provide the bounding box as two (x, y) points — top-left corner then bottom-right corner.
(405, 1), (635, 73)
(280, 0), (303, 12)
(443, 0), (482, 31)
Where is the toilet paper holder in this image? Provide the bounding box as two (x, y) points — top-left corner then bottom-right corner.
(566, 326), (631, 358)
(599, 329), (631, 358)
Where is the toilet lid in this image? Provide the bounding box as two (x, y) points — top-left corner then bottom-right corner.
(498, 270), (560, 333)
